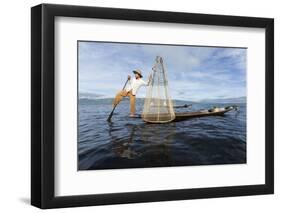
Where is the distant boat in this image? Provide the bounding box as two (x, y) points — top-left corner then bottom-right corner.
(173, 104), (192, 109)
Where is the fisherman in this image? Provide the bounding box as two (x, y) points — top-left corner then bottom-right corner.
(112, 69), (151, 117)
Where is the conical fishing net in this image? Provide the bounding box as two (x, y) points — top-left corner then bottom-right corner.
(142, 56), (175, 123)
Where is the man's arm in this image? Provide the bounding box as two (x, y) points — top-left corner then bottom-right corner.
(124, 75), (133, 91)
(128, 75), (133, 84)
(141, 78), (149, 86)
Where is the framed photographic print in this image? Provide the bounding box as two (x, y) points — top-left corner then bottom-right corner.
(31, 3), (274, 209)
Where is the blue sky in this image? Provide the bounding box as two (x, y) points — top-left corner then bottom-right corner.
(78, 41), (246, 101)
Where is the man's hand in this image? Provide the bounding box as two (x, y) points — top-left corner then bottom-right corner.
(128, 75), (131, 80)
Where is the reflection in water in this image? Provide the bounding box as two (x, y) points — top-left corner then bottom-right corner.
(78, 98), (246, 170)
(109, 123), (140, 159)
(108, 123), (177, 161)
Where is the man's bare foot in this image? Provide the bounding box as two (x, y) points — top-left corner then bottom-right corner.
(129, 114), (135, 117)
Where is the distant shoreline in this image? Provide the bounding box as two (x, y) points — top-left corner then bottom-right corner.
(78, 95), (246, 104)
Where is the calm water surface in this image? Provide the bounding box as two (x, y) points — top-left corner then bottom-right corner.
(78, 98), (246, 170)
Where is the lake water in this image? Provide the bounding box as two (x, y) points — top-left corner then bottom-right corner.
(78, 98), (246, 170)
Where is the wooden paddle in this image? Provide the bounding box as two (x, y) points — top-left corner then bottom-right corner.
(107, 79), (129, 122)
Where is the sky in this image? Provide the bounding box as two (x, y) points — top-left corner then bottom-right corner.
(78, 41), (246, 102)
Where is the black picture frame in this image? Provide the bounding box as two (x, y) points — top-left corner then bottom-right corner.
(31, 3), (274, 209)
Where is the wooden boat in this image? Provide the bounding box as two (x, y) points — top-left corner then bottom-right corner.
(141, 106), (237, 123)
(173, 106), (234, 122)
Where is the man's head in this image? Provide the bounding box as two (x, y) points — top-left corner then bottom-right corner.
(133, 69), (143, 79)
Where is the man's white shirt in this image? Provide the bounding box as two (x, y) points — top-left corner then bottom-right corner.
(126, 78), (148, 95)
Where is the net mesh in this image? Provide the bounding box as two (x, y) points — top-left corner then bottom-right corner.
(142, 56), (175, 123)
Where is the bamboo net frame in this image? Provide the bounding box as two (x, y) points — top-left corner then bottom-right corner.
(142, 56), (175, 123)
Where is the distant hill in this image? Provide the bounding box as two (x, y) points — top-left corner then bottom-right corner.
(200, 96), (246, 103)
(79, 92), (107, 99)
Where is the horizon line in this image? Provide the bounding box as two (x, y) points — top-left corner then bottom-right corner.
(78, 94), (246, 102)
